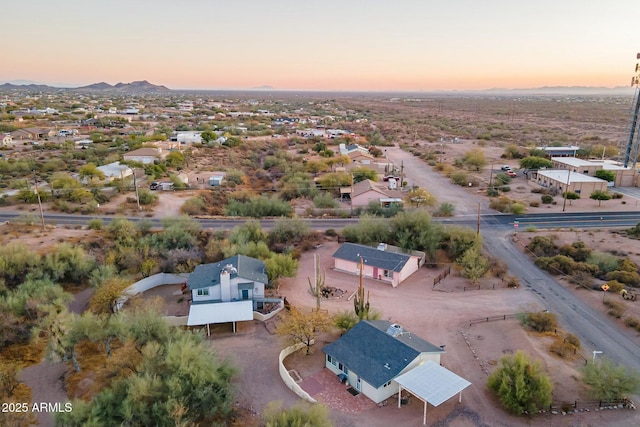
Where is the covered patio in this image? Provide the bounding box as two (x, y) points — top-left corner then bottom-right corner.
(187, 300), (253, 335)
(395, 361), (471, 425)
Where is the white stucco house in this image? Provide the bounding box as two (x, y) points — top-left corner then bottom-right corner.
(186, 255), (279, 332)
(323, 320), (446, 404)
(123, 147), (165, 164)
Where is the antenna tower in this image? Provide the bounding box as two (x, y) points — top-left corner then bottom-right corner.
(622, 53), (640, 168)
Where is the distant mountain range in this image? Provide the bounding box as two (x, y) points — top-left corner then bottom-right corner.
(0, 80), (636, 95)
(0, 80), (171, 93)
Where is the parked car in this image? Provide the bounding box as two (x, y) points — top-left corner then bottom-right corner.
(506, 171), (517, 177)
(149, 181), (159, 190)
(501, 165), (511, 171)
(383, 175), (400, 182)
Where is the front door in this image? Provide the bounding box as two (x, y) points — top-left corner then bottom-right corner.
(241, 289), (249, 300)
(373, 267), (378, 280)
(356, 376), (361, 391)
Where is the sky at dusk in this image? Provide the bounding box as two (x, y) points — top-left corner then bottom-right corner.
(2, 0), (639, 91)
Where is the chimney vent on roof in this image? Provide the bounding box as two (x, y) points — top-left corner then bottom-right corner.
(377, 243), (387, 251)
(386, 323), (403, 337)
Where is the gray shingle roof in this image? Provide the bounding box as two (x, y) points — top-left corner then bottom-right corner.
(322, 320), (444, 388)
(332, 242), (411, 272)
(187, 255), (268, 290)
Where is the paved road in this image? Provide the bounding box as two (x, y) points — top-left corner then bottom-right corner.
(384, 144), (640, 372)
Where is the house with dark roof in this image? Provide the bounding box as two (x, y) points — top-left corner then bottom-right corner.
(186, 255), (274, 332)
(332, 242), (423, 287)
(323, 320), (445, 404)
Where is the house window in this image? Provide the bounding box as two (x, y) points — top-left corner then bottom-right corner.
(383, 270), (392, 278)
(583, 170), (589, 174)
(338, 363), (348, 374)
(328, 355), (337, 367)
(197, 288), (209, 296)
(383, 381), (392, 387)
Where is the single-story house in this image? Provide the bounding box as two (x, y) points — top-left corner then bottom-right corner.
(186, 255), (279, 333)
(322, 320), (446, 404)
(537, 145), (580, 157)
(123, 147), (165, 164)
(332, 242), (423, 287)
(533, 169), (608, 195)
(343, 179), (402, 208)
(96, 161), (132, 181)
(550, 157), (636, 187)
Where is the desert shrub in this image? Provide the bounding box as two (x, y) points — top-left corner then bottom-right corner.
(569, 270), (594, 288)
(559, 241), (591, 262)
(509, 203), (526, 214)
(541, 194), (554, 204)
(137, 188), (158, 205)
(565, 333), (581, 349)
(527, 236), (557, 257)
(618, 258), (639, 272)
(582, 357), (640, 401)
(606, 270), (640, 287)
(536, 255), (598, 276)
(449, 172), (469, 186)
(87, 218), (103, 230)
(225, 196), (292, 217)
(505, 275), (520, 288)
(333, 310), (359, 334)
(587, 251), (619, 276)
(549, 337), (575, 358)
(269, 218), (310, 245)
(605, 280), (625, 293)
(324, 228), (337, 237)
(495, 173), (512, 186)
(489, 196), (511, 212)
(524, 311), (558, 333)
(501, 186), (511, 193)
(434, 202), (455, 217)
(624, 317), (640, 329)
(313, 193), (338, 209)
(181, 196), (206, 215)
(487, 351), (553, 414)
(225, 170), (244, 185)
(529, 201), (540, 207)
(603, 299), (625, 318)
(487, 188), (499, 197)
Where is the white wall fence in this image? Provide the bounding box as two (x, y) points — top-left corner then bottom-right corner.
(278, 341), (316, 404)
(116, 273), (189, 312)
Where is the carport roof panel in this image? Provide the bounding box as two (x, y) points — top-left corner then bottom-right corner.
(394, 360), (471, 407)
(187, 300), (253, 326)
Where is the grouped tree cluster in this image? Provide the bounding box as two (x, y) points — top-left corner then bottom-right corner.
(528, 236), (640, 287)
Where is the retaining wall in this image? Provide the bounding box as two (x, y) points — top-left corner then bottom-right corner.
(278, 341), (316, 403)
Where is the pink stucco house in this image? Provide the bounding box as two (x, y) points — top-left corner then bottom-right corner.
(332, 242), (424, 287)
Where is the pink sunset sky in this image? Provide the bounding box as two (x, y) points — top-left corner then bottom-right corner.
(2, 0), (638, 91)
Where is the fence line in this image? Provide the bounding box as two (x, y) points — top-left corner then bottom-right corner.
(544, 398), (635, 414)
(433, 265), (452, 287)
(468, 313), (520, 326)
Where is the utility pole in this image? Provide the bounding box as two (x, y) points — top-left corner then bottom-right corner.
(130, 167), (141, 211)
(33, 172), (46, 230)
(350, 172), (354, 217)
(562, 169), (572, 212)
(488, 161), (494, 192)
(476, 203), (481, 235)
(399, 161), (404, 190)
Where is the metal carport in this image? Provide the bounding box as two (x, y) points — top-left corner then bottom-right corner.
(394, 360), (471, 425)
